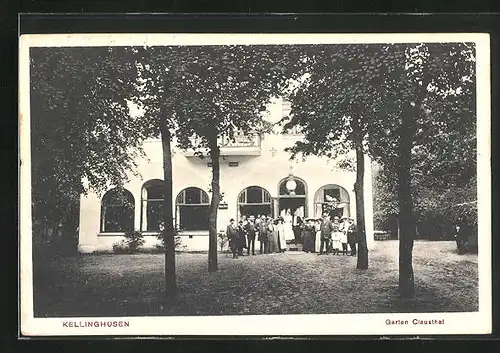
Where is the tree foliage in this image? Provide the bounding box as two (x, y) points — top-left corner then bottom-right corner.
(371, 43), (477, 237)
(368, 43), (475, 171)
(30, 47), (147, 250)
(172, 45), (289, 149)
(283, 44), (401, 159)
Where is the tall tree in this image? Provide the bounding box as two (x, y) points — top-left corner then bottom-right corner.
(132, 45), (290, 278)
(130, 46), (191, 298)
(283, 44), (399, 270)
(369, 43), (476, 297)
(172, 45), (289, 272)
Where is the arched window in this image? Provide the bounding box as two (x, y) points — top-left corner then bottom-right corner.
(175, 187), (210, 231)
(100, 188), (134, 233)
(237, 186), (272, 219)
(278, 177), (306, 196)
(141, 179), (164, 232)
(313, 184), (350, 219)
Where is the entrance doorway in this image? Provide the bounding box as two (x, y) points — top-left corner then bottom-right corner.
(277, 176), (307, 218)
(277, 176), (307, 248)
(278, 197), (306, 217)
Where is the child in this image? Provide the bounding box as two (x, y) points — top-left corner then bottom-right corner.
(331, 216), (343, 255)
(340, 217), (349, 255)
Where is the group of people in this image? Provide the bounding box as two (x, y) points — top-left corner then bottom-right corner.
(317, 213), (357, 256)
(225, 214), (291, 258)
(225, 212), (358, 258)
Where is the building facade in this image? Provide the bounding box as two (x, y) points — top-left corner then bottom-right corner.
(78, 99), (375, 253)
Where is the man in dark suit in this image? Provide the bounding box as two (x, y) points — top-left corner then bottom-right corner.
(292, 214), (304, 245)
(347, 218), (357, 256)
(236, 220), (247, 256)
(226, 218), (238, 258)
(245, 216), (257, 255)
(454, 221), (469, 254)
(319, 213), (334, 255)
(257, 215), (268, 254)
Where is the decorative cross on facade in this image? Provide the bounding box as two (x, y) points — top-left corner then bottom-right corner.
(270, 147), (277, 157)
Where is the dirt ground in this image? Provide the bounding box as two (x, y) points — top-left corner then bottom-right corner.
(33, 240), (478, 317)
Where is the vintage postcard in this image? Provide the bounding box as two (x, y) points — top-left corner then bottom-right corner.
(19, 32), (491, 336)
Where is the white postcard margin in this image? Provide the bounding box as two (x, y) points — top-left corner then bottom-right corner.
(19, 32), (492, 336)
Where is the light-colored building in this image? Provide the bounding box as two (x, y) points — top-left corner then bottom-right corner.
(78, 98), (375, 253)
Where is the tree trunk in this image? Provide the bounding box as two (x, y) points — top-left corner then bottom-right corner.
(397, 105), (416, 298)
(160, 125), (177, 299)
(354, 138), (369, 270)
(208, 137), (221, 272)
(61, 201), (80, 256)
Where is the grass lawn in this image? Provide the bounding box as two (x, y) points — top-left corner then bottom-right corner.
(33, 240), (478, 317)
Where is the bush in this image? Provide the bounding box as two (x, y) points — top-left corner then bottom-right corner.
(112, 240), (132, 254)
(124, 230), (145, 252)
(112, 231), (145, 254)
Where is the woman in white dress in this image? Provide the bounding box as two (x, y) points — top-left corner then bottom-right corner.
(277, 217), (287, 252)
(282, 209), (295, 242)
(314, 219), (322, 252)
